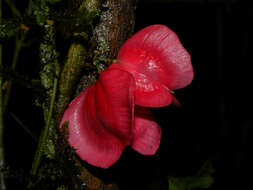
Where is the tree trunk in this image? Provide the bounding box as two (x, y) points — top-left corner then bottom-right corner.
(94, 0), (138, 59)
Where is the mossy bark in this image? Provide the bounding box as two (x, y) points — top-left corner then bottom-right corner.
(93, 0), (137, 59)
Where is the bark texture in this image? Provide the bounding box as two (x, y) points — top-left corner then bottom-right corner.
(94, 0), (138, 59)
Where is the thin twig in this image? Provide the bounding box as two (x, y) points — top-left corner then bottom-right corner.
(30, 76), (58, 177)
(10, 112), (38, 142)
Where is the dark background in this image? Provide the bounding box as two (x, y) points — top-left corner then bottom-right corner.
(2, 0), (253, 189)
(116, 1), (252, 189)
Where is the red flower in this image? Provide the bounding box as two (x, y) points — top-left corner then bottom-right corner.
(110, 24), (193, 107)
(60, 69), (161, 168)
(60, 25), (193, 168)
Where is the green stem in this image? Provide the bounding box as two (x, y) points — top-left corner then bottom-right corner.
(30, 76), (58, 177)
(28, 15), (59, 187)
(0, 0), (6, 188)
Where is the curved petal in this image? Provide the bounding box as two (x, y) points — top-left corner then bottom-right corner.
(60, 85), (125, 168)
(109, 63), (173, 107)
(60, 69), (136, 168)
(117, 24), (194, 90)
(95, 68), (135, 145)
(131, 106), (161, 155)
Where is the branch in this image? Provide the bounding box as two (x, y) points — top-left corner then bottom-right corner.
(55, 0), (100, 123)
(10, 112), (38, 142)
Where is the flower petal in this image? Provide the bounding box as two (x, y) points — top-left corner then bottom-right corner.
(117, 24), (194, 90)
(60, 69), (135, 168)
(95, 68), (135, 145)
(131, 106), (161, 155)
(60, 85), (125, 168)
(109, 63), (173, 107)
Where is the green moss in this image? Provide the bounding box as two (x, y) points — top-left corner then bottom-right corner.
(56, 43), (88, 122)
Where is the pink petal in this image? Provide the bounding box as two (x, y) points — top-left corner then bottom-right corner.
(131, 106), (161, 155)
(95, 68), (135, 145)
(60, 69), (135, 168)
(60, 85), (124, 168)
(117, 24), (194, 91)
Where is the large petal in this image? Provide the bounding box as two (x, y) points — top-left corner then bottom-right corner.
(60, 69), (135, 168)
(60, 85), (124, 169)
(117, 24), (194, 90)
(131, 106), (161, 155)
(60, 85), (124, 168)
(95, 68), (135, 145)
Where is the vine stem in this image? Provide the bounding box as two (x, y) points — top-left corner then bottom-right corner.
(27, 74), (58, 189)
(30, 76), (58, 177)
(0, 0), (7, 188)
(10, 112), (38, 142)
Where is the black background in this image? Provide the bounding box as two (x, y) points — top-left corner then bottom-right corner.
(2, 0), (253, 189)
